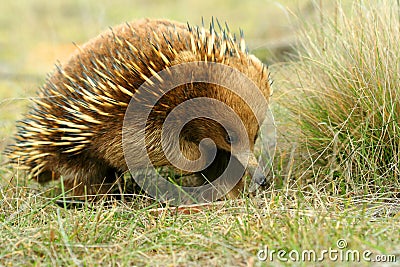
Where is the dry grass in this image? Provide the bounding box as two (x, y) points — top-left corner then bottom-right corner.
(276, 0), (400, 196)
(1, 179), (399, 266)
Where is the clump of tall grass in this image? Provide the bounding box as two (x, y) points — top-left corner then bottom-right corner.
(281, 0), (400, 195)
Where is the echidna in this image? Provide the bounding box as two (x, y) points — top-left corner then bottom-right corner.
(5, 18), (272, 199)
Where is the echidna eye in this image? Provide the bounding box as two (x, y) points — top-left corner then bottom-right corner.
(225, 132), (237, 145)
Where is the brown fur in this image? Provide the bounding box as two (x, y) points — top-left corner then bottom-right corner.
(5, 18), (271, 198)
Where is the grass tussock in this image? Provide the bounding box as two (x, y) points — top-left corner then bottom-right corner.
(280, 0), (400, 195)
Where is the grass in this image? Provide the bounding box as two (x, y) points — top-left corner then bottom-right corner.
(277, 0), (400, 196)
(1, 183), (399, 266)
(1, 0), (399, 266)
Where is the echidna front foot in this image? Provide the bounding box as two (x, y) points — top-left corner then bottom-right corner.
(36, 170), (59, 183)
(65, 170), (120, 199)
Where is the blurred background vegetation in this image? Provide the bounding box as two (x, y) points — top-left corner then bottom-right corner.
(0, 0), (300, 75)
